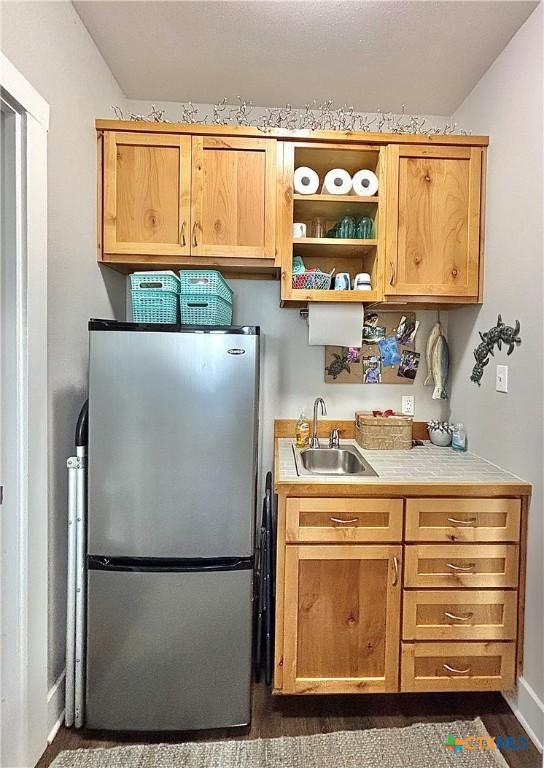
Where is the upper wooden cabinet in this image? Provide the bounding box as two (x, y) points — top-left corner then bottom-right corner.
(98, 127), (278, 272)
(191, 137), (276, 260)
(96, 120), (487, 303)
(103, 132), (191, 258)
(384, 145), (483, 299)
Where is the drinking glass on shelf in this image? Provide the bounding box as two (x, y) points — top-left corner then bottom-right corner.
(311, 217), (325, 238)
(355, 216), (373, 239)
(338, 216), (355, 239)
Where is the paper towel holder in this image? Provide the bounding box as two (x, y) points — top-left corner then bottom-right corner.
(300, 303), (378, 319)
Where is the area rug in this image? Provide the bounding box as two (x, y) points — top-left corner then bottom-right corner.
(51, 718), (509, 768)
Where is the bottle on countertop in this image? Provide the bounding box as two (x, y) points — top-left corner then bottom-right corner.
(295, 410), (311, 448)
(452, 423), (466, 451)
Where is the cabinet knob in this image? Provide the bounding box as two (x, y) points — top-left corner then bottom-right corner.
(451, 268), (458, 278)
(424, 174), (431, 182)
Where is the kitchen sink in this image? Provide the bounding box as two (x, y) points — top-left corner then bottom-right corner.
(293, 445), (378, 477)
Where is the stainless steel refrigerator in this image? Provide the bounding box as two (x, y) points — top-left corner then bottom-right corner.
(85, 319), (260, 731)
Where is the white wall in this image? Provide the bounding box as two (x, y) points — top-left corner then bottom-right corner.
(1, 1), (127, 693)
(449, 5), (543, 746)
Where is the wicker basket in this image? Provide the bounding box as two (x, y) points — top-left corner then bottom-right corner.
(355, 412), (413, 450)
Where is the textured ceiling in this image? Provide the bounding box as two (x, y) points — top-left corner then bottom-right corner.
(73, 0), (538, 115)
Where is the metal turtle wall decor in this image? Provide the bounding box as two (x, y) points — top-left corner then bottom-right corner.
(470, 315), (521, 385)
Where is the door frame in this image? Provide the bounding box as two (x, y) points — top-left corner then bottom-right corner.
(1, 52), (49, 767)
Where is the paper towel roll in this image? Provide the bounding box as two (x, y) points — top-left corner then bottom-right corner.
(321, 168), (352, 195)
(351, 169), (379, 197)
(294, 166), (319, 195)
(308, 303), (364, 347)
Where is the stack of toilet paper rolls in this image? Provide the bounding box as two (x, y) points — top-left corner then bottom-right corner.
(294, 166), (379, 197)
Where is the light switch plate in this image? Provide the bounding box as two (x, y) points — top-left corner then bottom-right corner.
(402, 395), (415, 416)
(496, 364), (508, 393)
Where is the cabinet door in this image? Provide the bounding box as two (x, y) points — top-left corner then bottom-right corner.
(385, 145), (482, 297)
(283, 545), (401, 693)
(103, 132), (191, 257)
(191, 137), (276, 259)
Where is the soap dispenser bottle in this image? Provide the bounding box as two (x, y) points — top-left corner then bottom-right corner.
(295, 411), (311, 448)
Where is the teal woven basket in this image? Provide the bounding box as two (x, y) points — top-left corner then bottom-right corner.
(179, 270), (233, 303)
(180, 294), (233, 325)
(131, 289), (179, 323)
(130, 271), (180, 293)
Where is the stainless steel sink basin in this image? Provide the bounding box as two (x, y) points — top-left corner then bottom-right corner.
(293, 445), (377, 477)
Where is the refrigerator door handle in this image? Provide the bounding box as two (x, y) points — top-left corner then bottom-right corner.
(87, 555), (254, 573)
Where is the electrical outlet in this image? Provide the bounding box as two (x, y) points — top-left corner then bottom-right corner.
(496, 364), (508, 393)
(402, 395), (415, 416)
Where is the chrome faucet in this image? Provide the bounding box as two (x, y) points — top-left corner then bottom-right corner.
(310, 397), (327, 448)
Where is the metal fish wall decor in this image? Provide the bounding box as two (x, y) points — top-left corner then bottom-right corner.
(470, 315), (521, 385)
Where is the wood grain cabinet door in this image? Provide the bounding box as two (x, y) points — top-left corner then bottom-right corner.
(282, 545), (401, 694)
(191, 137), (276, 259)
(103, 132), (191, 257)
(385, 144), (482, 297)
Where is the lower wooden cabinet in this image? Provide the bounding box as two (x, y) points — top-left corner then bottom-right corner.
(282, 544), (401, 693)
(402, 590), (517, 641)
(274, 493), (527, 696)
(404, 543), (519, 588)
(401, 642), (516, 692)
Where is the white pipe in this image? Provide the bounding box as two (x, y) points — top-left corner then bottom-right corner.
(74, 446), (87, 728)
(65, 458), (78, 727)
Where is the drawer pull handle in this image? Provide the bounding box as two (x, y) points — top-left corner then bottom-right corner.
(179, 220), (186, 247)
(329, 517), (359, 525)
(447, 562), (475, 571)
(392, 555), (400, 586)
(447, 517), (477, 526)
(443, 663), (471, 675)
(192, 221), (199, 247)
(444, 611), (474, 622)
(389, 261), (396, 286)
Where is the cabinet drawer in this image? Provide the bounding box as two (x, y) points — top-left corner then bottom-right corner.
(402, 590), (517, 641)
(401, 642), (515, 692)
(404, 544), (519, 588)
(405, 499), (520, 542)
(285, 498), (403, 543)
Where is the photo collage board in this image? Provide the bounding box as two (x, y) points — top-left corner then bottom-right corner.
(324, 311), (420, 385)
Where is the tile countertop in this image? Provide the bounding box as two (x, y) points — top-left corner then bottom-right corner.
(275, 438), (531, 495)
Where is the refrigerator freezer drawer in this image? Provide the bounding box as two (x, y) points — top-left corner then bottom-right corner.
(86, 568), (253, 730)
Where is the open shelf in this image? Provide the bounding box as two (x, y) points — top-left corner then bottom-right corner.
(293, 238), (377, 259)
(294, 237), (377, 246)
(287, 288), (379, 303)
(293, 195), (379, 222)
(293, 194), (379, 203)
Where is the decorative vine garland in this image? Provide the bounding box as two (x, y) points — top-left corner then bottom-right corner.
(112, 99), (469, 135)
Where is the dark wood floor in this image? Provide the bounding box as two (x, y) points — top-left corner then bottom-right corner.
(38, 685), (541, 768)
